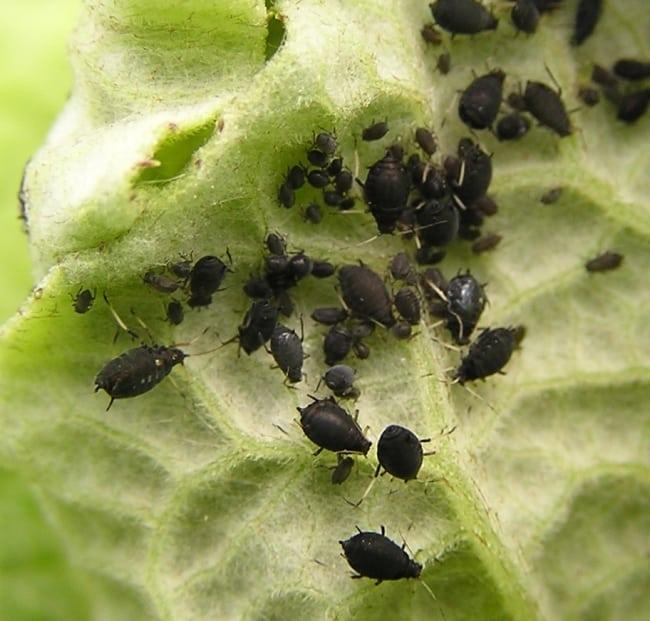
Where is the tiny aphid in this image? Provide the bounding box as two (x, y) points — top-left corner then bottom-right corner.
(437, 52), (451, 75)
(458, 70), (506, 130)
(445, 271), (487, 344)
(314, 132), (337, 156)
(415, 246), (446, 266)
(511, 0), (539, 34)
(571, 0), (603, 47)
(166, 300), (184, 325)
(241, 274), (271, 298)
(389, 252), (417, 284)
(430, 0), (498, 35)
(327, 157), (343, 177)
(287, 165), (305, 189)
(304, 202), (323, 224)
(585, 251), (623, 272)
(591, 64), (618, 88)
(335, 170), (354, 194)
(524, 79), (572, 137)
(578, 86), (600, 107)
(338, 264), (395, 327)
(362, 121), (389, 142)
(496, 112), (531, 141)
(270, 323), (304, 383)
(473, 195), (498, 216)
(278, 181), (295, 208)
(363, 154), (411, 234)
(414, 127), (437, 156)
(323, 190), (343, 207)
(324, 325), (354, 365)
(420, 23), (443, 45)
(168, 257), (193, 280)
(471, 232), (502, 254)
(322, 364), (358, 398)
(391, 321), (413, 340)
(339, 197), (356, 211)
(311, 307), (348, 325)
(453, 138), (493, 204)
(266, 232), (287, 256)
(307, 149), (328, 168)
(507, 91), (527, 111)
(297, 396), (371, 455)
(419, 165), (448, 200)
(331, 456), (355, 485)
(238, 300), (279, 355)
(144, 271), (180, 294)
(613, 59), (650, 82)
(311, 260), (336, 279)
(415, 198), (459, 247)
(376, 425), (430, 481)
(617, 90), (649, 124)
(188, 255), (230, 307)
(455, 327), (517, 384)
(540, 186), (563, 204)
(288, 252), (313, 281)
(72, 288), (95, 314)
(394, 287), (421, 325)
(339, 526), (422, 584)
(307, 169), (330, 189)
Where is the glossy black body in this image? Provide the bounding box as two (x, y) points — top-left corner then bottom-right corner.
(571, 0), (603, 46)
(377, 425), (424, 481)
(188, 255), (228, 307)
(324, 325), (353, 365)
(338, 265), (395, 327)
(496, 113), (531, 141)
(363, 155), (411, 234)
(238, 300), (279, 354)
(455, 327), (517, 383)
(335, 170), (354, 194)
(166, 300), (184, 325)
(454, 139), (493, 204)
(287, 165), (305, 189)
(278, 182), (295, 208)
(459, 70), (505, 130)
(311, 260), (336, 279)
(331, 456), (355, 485)
(445, 272), (487, 344)
(307, 169), (330, 188)
(266, 233), (286, 256)
(524, 81), (572, 136)
(511, 0), (539, 33)
(243, 276), (273, 299)
(315, 132), (337, 155)
(323, 364), (356, 397)
(362, 121), (389, 141)
(298, 397), (371, 454)
(613, 59), (650, 81)
(270, 324), (303, 382)
(430, 0), (498, 35)
(415, 198), (459, 247)
(340, 528), (422, 582)
(415, 127), (437, 156)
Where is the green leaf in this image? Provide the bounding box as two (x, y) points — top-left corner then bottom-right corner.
(2, 1), (649, 619)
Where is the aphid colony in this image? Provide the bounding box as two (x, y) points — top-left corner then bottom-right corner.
(75, 0), (634, 592)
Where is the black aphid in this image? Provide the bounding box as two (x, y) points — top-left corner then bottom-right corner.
(430, 0), (498, 35)
(377, 425), (428, 481)
(327, 158), (343, 177)
(540, 186), (563, 204)
(275, 290), (295, 318)
(394, 287), (421, 325)
(419, 166), (448, 200)
(458, 70), (506, 130)
(166, 300), (184, 325)
(362, 121), (389, 142)
(322, 364), (358, 398)
(323, 190), (343, 207)
(266, 232), (287, 256)
(304, 202), (323, 224)
(363, 154), (411, 234)
(415, 246), (446, 266)
(307, 149), (329, 168)
(415, 127), (437, 156)
(513, 324), (527, 345)
(315, 132), (337, 156)
(453, 138), (493, 204)
(270, 324), (304, 383)
(324, 325), (354, 365)
(591, 64), (618, 88)
(278, 181), (295, 208)
(458, 226), (482, 241)
(287, 165), (305, 189)
(168, 257), (193, 280)
(415, 198), (459, 247)
(496, 113), (531, 141)
(349, 320), (374, 342)
(524, 80), (572, 136)
(238, 300), (279, 354)
(298, 396), (371, 455)
(455, 327), (517, 384)
(445, 271), (487, 344)
(72, 288), (95, 314)
(188, 255), (229, 307)
(311, 307), (348, 325)
(340, 526), (422, 584)
(474, 195), (498, 216)
(288, 252), (313, 281)
(437, 52), (451, 75)
(507, 91), (527, 111)
(391, 321), (413, 340)
(353, 341), (370, 359)
(420, 23), (443, 45)
(420, 267), (448, 301)
(339, 196), (356, 211)
(338, 264), (395, 327)
(511, 0), (539, 33)
(265, 254), (290, 278)
(617, 90), (649, 124)
(335, 170), (354, 194)
(95, 345), (186, 410)
(578, 86), (600, 107)
(331, 456), (355, 485)
(312, 260), (336, 279)
(389, 252), (417, 284)
(585, 251), (623, 272)
(307, 169), (330, 189)
(471, 232), (502, 254)
(144, 271), (180, 294)
(613, 59), (650, 82)
(571, 0), (603, 46)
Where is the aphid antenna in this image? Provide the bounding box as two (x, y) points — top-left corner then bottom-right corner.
(459, 382), (497, 413)
(130, 308), (155, 343)
(136, 172), (188, 185)
(102, 293), (139, 340)
(543, 62), (563, 94)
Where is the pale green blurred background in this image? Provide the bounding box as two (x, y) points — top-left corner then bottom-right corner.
(0, 2), (90, 619)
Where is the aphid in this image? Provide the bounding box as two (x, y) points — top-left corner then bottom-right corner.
(419, 267), (448, 302)
(507, 91), (527, 111)
(270, 324), (304, 382)
(307, 149), (328, 168)
(458, 226), (481, 241)
(331, 456), (355, 485)
(72, 288), (95, 314)
(571, 0), (603, 46)
(436, 52), (451, 75)
(511, 0), (539, 34)
(445, 271), (487, 344)
(386, 143), (404, 160)
(363, 154), (411, 234)
(188, 255), (229, 307)
(513, 324), (527, 344)
(297, 396), (371, 455)
(323, 190), (343, 207)
(322, 364), (358, 398)
(454, 327), (517, 384)
(362, 121), (389, 142)
(304, 202), (323, 224)
(496, 113), (531, 141)
(349, 320), (374, 341)
(585, 251), (623, 272)
(540, 186), (563, 204)
(454, 138), (493, 204)
(415, 246), (446, 266)
(335, 170), (353, 194)
(168, 257), (193, 280)
(578, 86), (600, 107)
(353, 341), (370, 359)
(307, 169), (330, 189)
(288, 252), (313, 281)
(415, 198), (459, 247)
(613, 59), (650, 82)
(311, 307), (348, 325)
(287, 165), (305, 189)
(144, 271), (180, 294)
(471, 232), (502, 254)
(266, 232), (287, 256)
(591, 64), (618, 88)
(95, 345), (186, 410)
(430, 0), (498, 35)
(166, 300), (184, 325)
(314, 132), (337, 156)
(389, 252), (417, 284)
(338, 264), (395, 327)
(420, 23), (443, 45)
(327, 157), (343, 176)
(419, 166), (448, 200)
(376, 425), (430, 481)
(339, 196), (356, 211)
(278, 181), (295, 208)
(391, 321), (413, 340)
(458, 70), (506, 130)
(312, 260), (336, 278)
(238, 300), (279, 354)
(617, 90), (649, 124)
(324, 325), (354, 365)
(339, 526), (422, 584)
(473, 195), (498, 216)
(394, 287), (421, 325)
(524, 80), (572, 137)
(275, 290), (295, 318)
(265, 253), (290, 277)
(414, 127), (437, 156)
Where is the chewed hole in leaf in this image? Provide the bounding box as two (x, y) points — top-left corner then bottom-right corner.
(134, 120), (216, 186)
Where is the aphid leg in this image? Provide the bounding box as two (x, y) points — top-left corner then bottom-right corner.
(130, 309), (155, 343)
(103, 293), (139, 340)
(459, 383), (496, 413)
